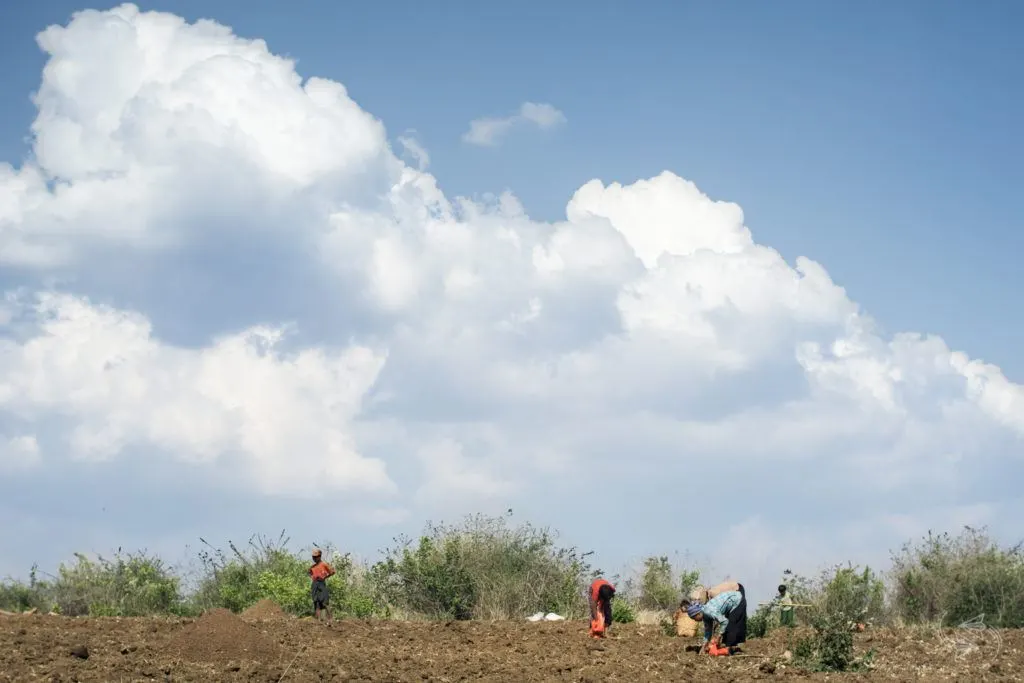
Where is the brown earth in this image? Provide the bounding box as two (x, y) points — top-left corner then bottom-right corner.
(169, 608), (285, 663)
(0, 612), (1019, 682)
(242, 599), (288, 622)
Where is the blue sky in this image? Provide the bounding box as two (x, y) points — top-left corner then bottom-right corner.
(1, 1), (1022, 603)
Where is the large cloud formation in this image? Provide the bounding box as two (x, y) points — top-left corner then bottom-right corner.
(2, 4), (1022, 592)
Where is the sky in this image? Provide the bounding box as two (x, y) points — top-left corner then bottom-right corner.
(0, 1), (1022, 605)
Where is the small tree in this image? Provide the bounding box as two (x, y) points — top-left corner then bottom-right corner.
(820, 563), (886, 626)
(784, 564), (885, 673)
(634, 555), (701, 611)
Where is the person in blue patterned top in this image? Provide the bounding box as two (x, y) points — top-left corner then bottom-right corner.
(683, 587), (748, 654)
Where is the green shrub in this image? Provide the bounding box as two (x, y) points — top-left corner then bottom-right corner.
(812, 611), (855, 672)
(611, 597), (635, 623)
(371, 533), (477, 620)
(782, 563), (885, 672)
(820, 564), (886, 625)
(747, 603), (772, 639)
(191, 532), (382, 618)
(372, 513), (594, 620)
(193, 533), (305, 614)
(632, 556), (701, 611)
(891, 526), (1024, 628)
(0, 565), (54, 613)
(793, 634), (815, 662)
(51, 551), (184, 617)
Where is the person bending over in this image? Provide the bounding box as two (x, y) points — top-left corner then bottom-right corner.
(685, 588), (747, 656)
(588, 578), (615, 638)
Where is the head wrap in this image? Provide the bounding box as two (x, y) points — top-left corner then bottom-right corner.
(686, 602), (704, 619)
(312, 548), (322, 557)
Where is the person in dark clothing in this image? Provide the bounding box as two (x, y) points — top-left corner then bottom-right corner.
(309, 548), (335, 625)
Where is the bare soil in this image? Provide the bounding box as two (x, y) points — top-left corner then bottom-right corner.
(1, 612), (1018, 681)
(242, 600), (288, 622)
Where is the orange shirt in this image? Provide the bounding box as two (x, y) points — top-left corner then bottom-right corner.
(590, 578), (613, 603)
(309, 561), (334, 582)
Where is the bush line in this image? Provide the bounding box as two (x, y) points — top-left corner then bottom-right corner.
(2, 517), (1022, 642)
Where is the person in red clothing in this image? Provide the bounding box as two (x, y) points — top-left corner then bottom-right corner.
(309, 548), (335, 625)
(588, 578), (615, 637)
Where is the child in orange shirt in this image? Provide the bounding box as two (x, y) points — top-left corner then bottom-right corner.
(309, 548), (335, 625)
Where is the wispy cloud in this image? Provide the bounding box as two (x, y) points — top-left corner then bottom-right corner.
(462, 102), (566, 147)
(397, 130), (430, 170)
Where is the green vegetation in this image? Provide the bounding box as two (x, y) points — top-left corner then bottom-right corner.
(0, 551), (187, 617)
(371, 514), (594, 620)
(782, 564), (887, 672)
(890, 526), (1024, 628)
(1, 519), (1021, 642)
(1, 513), (592, 621)
(627, 555), (701, 611)
(746, 603), (773, 639)
(611, 597), (636, 623)
(190, 532), (381, 618)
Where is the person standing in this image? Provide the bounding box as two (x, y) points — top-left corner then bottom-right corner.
(776, 584), (796, 627)
(309, 548), (335, 625)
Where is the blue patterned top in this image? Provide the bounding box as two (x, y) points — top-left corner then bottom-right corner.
(702, 590), (742, 642)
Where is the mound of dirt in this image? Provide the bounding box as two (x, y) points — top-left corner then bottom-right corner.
(241, 599), (286, 621)
(168, 608), (284, 664)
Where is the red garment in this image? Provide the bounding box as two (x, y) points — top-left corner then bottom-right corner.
(589, 579), (613, 638)
(309, 561), (334, 582)
(590, 578), (613, 603)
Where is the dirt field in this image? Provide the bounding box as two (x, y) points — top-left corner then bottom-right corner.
(1, 609), (1018, 682)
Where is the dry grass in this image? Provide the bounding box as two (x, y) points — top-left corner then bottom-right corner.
(634, 609), (666, 626)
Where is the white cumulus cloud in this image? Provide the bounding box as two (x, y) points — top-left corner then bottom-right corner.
(1, 4), (1022, 596)
(0, 292), (392, 496)
(462, 101), (567, 147)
